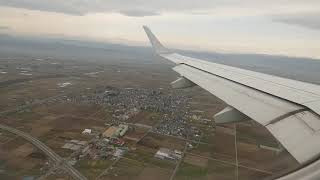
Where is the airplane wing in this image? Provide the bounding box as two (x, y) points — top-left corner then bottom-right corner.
(143, 26), (320, 166)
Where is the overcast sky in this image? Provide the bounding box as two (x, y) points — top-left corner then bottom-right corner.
(0, 0), (319, 59)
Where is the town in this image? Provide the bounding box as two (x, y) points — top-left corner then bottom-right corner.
(0, 57), (299, 180)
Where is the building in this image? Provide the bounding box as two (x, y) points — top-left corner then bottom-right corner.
(22, 176), (35, 180)
(62, 143), (81, 151)
(154, 148), (175, 160)
(62, 140), (87, 151)
(118, 124), (128, 136)
(155, 148), (183, 160)
(103, 127), (118, 138)
(102, 125), (128, 138)
(174, 150), (182, 155)
(113, 148), (126, 157)
(110, 138), (125, 146)
(82, 129), (92, 134)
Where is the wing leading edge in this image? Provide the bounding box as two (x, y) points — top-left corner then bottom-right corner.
(143, 26), (320, 165)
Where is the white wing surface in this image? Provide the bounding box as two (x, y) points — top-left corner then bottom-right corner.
(143, 26), (320, 165)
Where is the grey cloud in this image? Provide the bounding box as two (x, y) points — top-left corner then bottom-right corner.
(0, 26), (9, 30)
(119, 10), (160, 17)
(0, 0), (245, 16)
(274, 12), (320, 30)
(0, 1), (88, 15)
(1, 0), (320, 18)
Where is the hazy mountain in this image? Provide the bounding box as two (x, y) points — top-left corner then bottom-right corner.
(1, 34), (319, 84)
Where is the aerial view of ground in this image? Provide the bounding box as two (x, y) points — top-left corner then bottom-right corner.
(0, 41), (309, 180)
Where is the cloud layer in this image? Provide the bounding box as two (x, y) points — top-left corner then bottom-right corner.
(119, 9), (160, 17)
(0, 26), (9, 29)
(274, 12), (320, 30)
(0, 0), (319, 17)
(1, 0), (319, 31)
(0, 0), (224, 16)
(0, 0), (319, 58)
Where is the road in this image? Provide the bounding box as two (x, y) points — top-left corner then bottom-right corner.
(234, 124), (239, 180)
(0, 124), (87, 180)
(169, 143), (188, 180)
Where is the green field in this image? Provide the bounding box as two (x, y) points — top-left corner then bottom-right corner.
(75, 159), (114, 179)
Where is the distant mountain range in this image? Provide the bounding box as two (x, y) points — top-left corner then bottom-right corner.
(1, 33), (319, 84)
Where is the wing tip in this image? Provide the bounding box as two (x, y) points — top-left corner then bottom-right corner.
(142, 25), (170, 54)
(142, 25), (148, 30)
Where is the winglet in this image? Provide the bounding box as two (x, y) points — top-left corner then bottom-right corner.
(143, 26), (171, 54)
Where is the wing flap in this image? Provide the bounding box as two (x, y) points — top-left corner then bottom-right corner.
(267, 111), (320, 163)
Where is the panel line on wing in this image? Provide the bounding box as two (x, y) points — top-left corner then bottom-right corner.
(266, 108), (309, 126)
